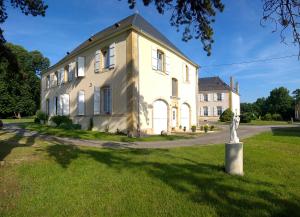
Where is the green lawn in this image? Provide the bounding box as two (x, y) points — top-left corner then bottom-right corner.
(21, 123), (191, 142)
(0, 127), (299, 217)
(1, 118), (34, 124)
(242, 120), (291, 125)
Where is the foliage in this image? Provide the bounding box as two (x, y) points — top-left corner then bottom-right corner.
(0, 43), (49, 118)
(50, 115), (72, 127)
(58, 123), (81, 130)
(0, 0), (48, 43)
(210, 125), (215, 131)
(0, 119), (2, 129)
(240, 112), (255, 123)
(219, 108), (234, 122)
(204, 125), (209, 133)
(200, 125), (204, 131)
(263, 113), (273, 121)
(36, 110), (48, 122)
(191, 125), (196, 132)
(272, 113), (282, 121)
(292, 89), (300, 103)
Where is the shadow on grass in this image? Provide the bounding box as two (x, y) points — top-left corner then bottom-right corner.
(0, 130), (37, 161)
(43, 141), (300, 217)
(271, 127), (300, 137)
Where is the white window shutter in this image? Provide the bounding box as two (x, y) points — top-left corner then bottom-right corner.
(94, 87), (100, 115)
(214, 93), (217, 101)
(198, 107), (201, 116)
(221, 93), (225, 101)
(151, 47), (158, 70)
(165, 54), (171, 74)
(78, 91), (85, 115)
(201, 107), (204, 116)
(60, 68), (64, 84)
(58, 95), (63, 115)
(182, 63), (185, 80)
(109, 43), (115, 68)
(208, 106), (211, 116)
(77, 57), (85, 77)
(63, 94), (70, 115)
(200, 94), (203, 101)
(52, 96), (56, 116)
(95, 50), (101, 72)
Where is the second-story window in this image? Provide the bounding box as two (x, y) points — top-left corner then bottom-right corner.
(46, 75), (50, 89)
(185, 65), (189, 82)
(102, 48), (110, 69)
(55, 71), (59, 86)
(157, 50), (164, 71)
(204, 94), (208, 102)
(217, 93), (222, 101)
(172, 78), (178, 97)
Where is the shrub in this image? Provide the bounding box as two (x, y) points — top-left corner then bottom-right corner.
(0, 120), (3, 129)
(263, 113), (272, 121)
(200, 125), (204, 131)
(183, 126), (186, 132)
(50, 115), (72, 127)
(191, 125), (196, 132)
(210, 125), (215, 131)
(240, 113), (252, 123)
(204, 125), (209, 133)
(272, 113), (282, 121)
(220, 109), (234, 122)
(34, 117), (40, 124)
(58, 123), (81, 130)
(36, 110), (48, 122)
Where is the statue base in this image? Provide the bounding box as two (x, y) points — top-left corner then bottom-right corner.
(225, 142), (243, 176)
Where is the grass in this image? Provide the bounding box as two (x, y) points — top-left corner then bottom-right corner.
(242, 120), (291, 125)
(1, 118), (34, 124)
(21, 123), (191, 142)
(0, 127), (300, 217)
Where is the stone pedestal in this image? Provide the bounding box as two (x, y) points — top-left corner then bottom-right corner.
(225, 142), (243, 176)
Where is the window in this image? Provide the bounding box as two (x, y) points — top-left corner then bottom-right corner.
(172, 78), (178, 97)
(204, 94), (208, 102)
(102, 48), (110, 69)
(78, 91), (85, 115)
(185, 65), (189, 82)
(46, 75), (50, 89)
(68, 63), (75, 82)
(217, 106), (222, 116)
(203, 106), (208, 116)
(217, 93), (222, 101)
(101, 86), (111, 114)
(157, 50), (164, 71)
(46, 99), (50, 116)
(55, 96), (58, 115)
(55, 71), (58, 86)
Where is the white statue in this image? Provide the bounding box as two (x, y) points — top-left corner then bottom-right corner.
(230, 114), (240, 143)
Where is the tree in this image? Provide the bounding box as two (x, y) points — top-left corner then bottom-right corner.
(253, 97), (268, 118)
(0, 0), (48, 43)
(219, 108), (234, 122)
(292, 89), (300, 103)
(0, 43), (49, 118)
(266, 87), (294, 119)
(125, 0), (300, 56)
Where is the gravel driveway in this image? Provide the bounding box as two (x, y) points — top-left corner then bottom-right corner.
(1, 123), (295, 149)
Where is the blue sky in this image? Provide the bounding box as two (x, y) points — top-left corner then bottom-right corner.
(3, 0), (300, 102)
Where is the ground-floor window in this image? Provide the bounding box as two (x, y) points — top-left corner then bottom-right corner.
(46, 99), (50, 116)
(217, 106), (222, 116)
(101, 86), (112, 114)
(203, 106), (208, 116)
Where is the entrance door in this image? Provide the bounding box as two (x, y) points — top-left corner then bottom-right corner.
(181, 103), (190, 130)
(153, 100), (168, 134)
(172, 107), (177, 128)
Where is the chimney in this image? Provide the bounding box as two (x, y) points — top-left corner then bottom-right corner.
(230, 76), (234, 91)
(235, 82), (239, 94)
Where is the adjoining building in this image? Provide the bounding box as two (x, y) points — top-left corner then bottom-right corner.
(41, 13), (198, 134)
(197, 76), (240, 122)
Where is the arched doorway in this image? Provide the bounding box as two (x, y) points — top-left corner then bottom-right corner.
(153, 100), (168, 134)
(181, 103), (190, 130)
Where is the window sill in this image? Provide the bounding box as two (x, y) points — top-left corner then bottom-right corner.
(170, 96), (180, 100)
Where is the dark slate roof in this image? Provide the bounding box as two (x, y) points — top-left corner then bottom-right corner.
(198, 77), (231, 92)
(45, 13), (196, 72)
